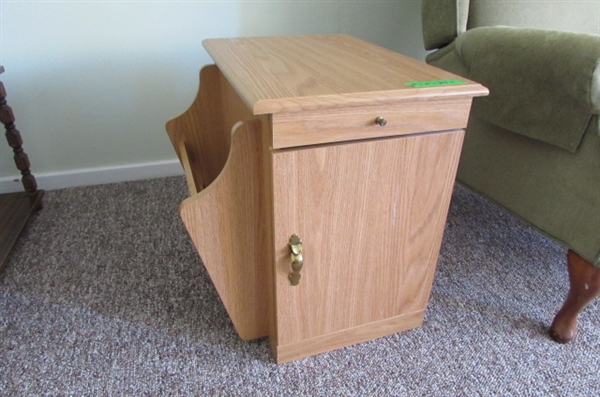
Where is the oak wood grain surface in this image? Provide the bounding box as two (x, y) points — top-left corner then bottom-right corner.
(168, 66), (272, 341)
(179, 119), (271, 341)
(271, 130), (464, 361)
(166, 35), (488, 362)
(203, 34), (487, 115)
(271, 97), (473, 148)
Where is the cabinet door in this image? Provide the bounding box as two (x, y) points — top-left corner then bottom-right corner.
(270, 130), (464, 363)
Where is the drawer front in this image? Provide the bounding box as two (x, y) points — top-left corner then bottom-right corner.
(271, 97), (472, 149)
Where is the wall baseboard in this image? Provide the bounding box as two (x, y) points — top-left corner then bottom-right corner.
(0, 159), (184, 194)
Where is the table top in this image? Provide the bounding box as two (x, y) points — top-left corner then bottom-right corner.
(203, 34), (487, 115)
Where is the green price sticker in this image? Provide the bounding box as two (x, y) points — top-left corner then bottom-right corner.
(405, 79), (466, 88)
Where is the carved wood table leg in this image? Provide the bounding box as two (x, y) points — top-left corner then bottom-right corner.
(0, 77), (41, 201)
(549, 250), (600, 343)
(0, 66), (45, 270)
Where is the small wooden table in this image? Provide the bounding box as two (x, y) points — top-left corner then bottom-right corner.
(166, 34), (487, 363)
(0, 66), (44, 271)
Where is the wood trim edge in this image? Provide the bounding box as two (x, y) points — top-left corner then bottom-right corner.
(274, 310), (425, 364)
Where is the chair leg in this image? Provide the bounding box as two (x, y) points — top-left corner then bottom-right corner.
(549, 250), (600, 343)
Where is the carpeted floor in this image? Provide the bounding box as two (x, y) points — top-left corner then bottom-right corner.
(1, 176), (598, 396)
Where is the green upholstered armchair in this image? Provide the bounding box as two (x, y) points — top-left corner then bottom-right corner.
(421, 0), (600, 343)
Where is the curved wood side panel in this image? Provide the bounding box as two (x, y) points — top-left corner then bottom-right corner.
(178, 141), (198, 195)
(179, 120), (270, 341)
(165, 65), (229, 193)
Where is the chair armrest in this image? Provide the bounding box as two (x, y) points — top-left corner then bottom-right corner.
(454, 26), (600, 152)
(422, 0), (470, 50)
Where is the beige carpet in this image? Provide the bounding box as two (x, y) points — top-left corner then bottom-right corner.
(1, 176), (598, 396)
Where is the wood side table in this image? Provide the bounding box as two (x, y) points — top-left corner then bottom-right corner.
(166, 34), (488, 363)
(0, 66), (44, 271)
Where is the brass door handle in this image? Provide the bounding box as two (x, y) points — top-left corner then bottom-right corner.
(288, 234), (303, 286)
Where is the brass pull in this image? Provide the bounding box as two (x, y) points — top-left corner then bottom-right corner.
(288, 234), (303, 286)
(375, 116), (387, 126)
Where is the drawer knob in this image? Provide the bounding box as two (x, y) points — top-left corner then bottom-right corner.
(288, 234), (303, 286)
(375, 116), (387, 126)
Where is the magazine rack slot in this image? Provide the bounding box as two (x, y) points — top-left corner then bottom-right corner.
(165, 65), (271, 341)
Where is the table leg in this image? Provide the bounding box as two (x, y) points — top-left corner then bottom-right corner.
(0, 79), (40, 198)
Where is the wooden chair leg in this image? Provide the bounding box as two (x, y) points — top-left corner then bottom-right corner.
(549, 250), (600, 343)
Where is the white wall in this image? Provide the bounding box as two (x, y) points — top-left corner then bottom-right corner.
(0, 0), (426, 192)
